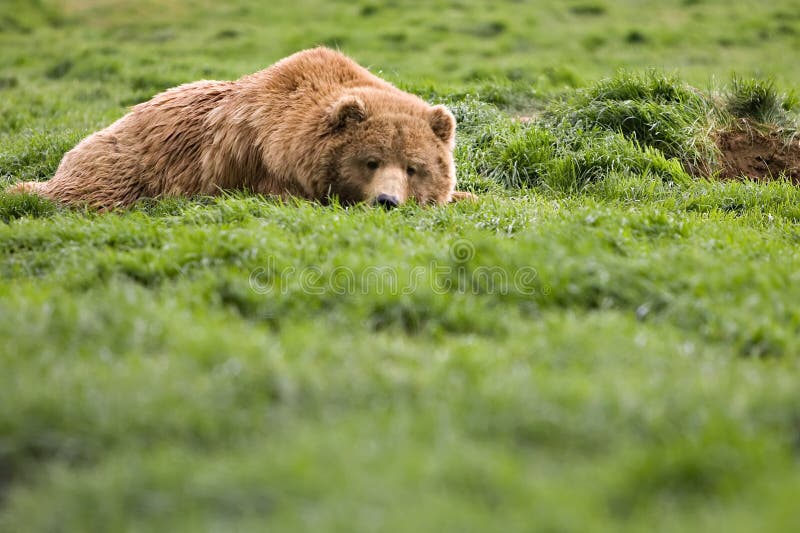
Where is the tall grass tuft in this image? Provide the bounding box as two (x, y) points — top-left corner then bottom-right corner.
(457, 72), (702, 190)
(727, 77), (780, 122)
(725, 76), (798, 128)
(547, 71), (717, 173)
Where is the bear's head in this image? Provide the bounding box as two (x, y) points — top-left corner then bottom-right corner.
(321, 94), (456, 207)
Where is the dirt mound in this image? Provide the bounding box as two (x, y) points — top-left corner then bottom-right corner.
(716, 125), (800, 183)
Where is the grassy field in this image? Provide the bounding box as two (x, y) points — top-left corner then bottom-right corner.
(2, 1), (800, 531)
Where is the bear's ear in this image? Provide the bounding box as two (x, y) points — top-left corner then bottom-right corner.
(428, 105), (456, 147)
(327, 95), (367, 131)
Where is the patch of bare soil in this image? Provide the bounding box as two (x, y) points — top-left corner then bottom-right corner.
(716, 124), (800, 183)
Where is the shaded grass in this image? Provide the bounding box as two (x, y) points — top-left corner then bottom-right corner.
(550, 71), (716, 163)
(452, 71), (799, 192)
(0, 192), (58, 222)
(726, 76), (799, 126)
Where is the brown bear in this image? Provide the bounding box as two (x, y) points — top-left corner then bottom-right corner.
(7, 47), (474, 209)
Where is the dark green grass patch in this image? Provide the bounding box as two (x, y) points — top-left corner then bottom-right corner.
(0, 191), (58, 222)
(545, 71), (717, 175)
(726, 76), (799, 126)
(0, 131), (83, 184)
(453, 71), (799, 192)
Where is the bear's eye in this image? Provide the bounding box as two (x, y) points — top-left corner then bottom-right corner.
(366, 160), (380, 170)
(406, 166), (417, 176)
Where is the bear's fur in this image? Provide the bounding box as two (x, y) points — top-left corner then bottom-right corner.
(8, 48), (473, 209)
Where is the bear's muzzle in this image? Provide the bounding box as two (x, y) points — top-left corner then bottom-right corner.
(374, 193), (400, 209)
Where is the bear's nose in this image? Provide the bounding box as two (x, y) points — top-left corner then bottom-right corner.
(375, 193), (400, 209)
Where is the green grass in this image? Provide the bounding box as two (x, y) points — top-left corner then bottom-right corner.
(726, 76), (799, 127)
(3, 1), (800, 532)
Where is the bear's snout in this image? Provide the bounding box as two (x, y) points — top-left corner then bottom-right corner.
(374, 193), (400, 209)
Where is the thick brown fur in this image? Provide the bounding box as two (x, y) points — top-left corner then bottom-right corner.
(8, 48), (475, 209)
